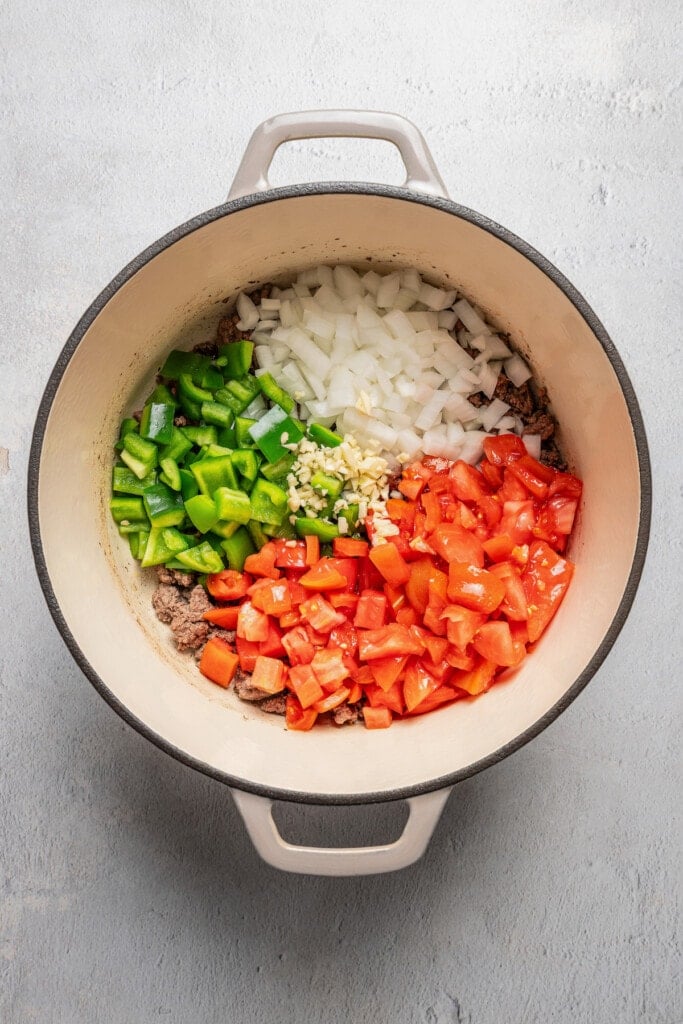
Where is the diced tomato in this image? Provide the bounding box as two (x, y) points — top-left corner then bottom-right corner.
(522, 540), (575, 643)
(489, 562), (529, 621)
(243, 543), (281, 579)
(250, 579), (292, 617)
(423, 589), (448, 637)
(383, 583), (406, 617)
(346, 681), (363, 703)
(202, 605), (239, 628)
(333, 536), (369, 557)
(236, 601), (270, 642)
(354, 591), (388, 630)
(206, 570), (252, 601)
(403, 660), (441, 712)
(482, 533), (516, 563)
(449, 460), (487, 502)
(258, 620), (286, 658)
(405, 557), (448, 616)
(305, 625), (329, 648)
(429, 523), (485, 567)
(311, 647), (349, 691)
(285, 693), (318, 731)
(440, 605), (487, 649)
(500, 499), (536, 545)
(299, 558), (348, 591)
(421, 634), (449, 664)
(357, 623), (425, 661)
(405, 684), (460, 715)
(287, 580), (306, 606)
(199, 637), (239, 688)
(445, 647), (477, 671)
(274, 540), (307, 569)
(312, 686), (351, 713)
(395, 606), (419, 626)
(279, 610), (301, 630)
(235, 636), (259, 672)
(447, 563), (506, 613)
(281, 625), (315, 666)
(329, 592), (359, 612)
(385, 498), (416, 530)
(298, 594), (346, 633)
(368, 654), (408, 692)
(251, 654), (286, 694)
(499, 469), (531, 503)
(548, 472), (583, 500)
(477, 494), (502, 530)
(304, 534), (320, 566)
(328, 621), (358, 657)
(362, 706), (393, 729)
(328, 557), (358, 592)
(398, 476), (425, 501)
(287, 664), (324, 709)
(368, 542), (411, 587)
(480, 460), (504, 489)
(472, 621), (522, 667)
(534, 495), (578, 539)
(365, 680), (404, 715)
(509, 620), (529, 646)
(453, 657), (497, 695)
(357, 555), (385, 592)
(421, 491), (442, 532)
(507, 454), (553, 499)
(483, 433), (527, 467)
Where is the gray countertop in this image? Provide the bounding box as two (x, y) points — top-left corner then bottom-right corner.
(1, 2), (680, 1022)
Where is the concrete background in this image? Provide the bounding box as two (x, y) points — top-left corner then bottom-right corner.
(1, 2), (680, 1021)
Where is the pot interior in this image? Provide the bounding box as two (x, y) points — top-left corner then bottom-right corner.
(35, 190), (644, 801)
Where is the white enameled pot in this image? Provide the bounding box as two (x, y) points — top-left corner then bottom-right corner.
(29, 111), (651, 876)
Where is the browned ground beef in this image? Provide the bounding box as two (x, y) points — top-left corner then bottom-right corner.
(151, 581), (210, 652)
(333, 703), (360, 726)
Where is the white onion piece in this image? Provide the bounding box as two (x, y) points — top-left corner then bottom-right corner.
(480, 398), (511, 432)
(452, 298), (491, 336)
(522, 434), (542, 459)
(505, 353), (533, 386)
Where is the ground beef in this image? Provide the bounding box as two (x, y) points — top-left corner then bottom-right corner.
(523, 411), (556, 441)
(333, 703), (360, 726)
(540, 440), (566, 470)
(173, 414), (188, 427)
(493, 375), (536, 418)
(467, 392), (487, 408)
(232, 667), (270, 702)
(260, 694), (287, 715)
(151, 581), (210, 652)
(216, 314), (242, 345)
(192, 340), (218, 358)
(156, 566), (195, 587)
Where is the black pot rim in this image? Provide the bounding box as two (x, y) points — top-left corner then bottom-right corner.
(28, 182), (652, 806)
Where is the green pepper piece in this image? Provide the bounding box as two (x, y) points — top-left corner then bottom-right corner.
(248, 406), (304, 463)
(310, 471), (343, 500)
(148, 383), (176, 405)
(114, 417), (139, 451)
(294, 517), (340, 541)
(160, 349), (211, 381)
(184, 494), (219, 533)
(175, 541), (224, 574)
(259, 452), (296, 482)
(112, 466), (157, 496)
(140, 526), (189, 567)
(234, 417), (258, 448)
(159, 457), (182, 491)
(160, 426), (193, 464)
(213, 487), (252, 524)
(200, 401), (234, 429)
(210, 519), (242, 539)
(263, 517), (297, 539)
(219, 340), (254, 380)
(139, 402), (175, 445)
(216, 423), (237, 448)
(199, 366), (224, 391)
(220, 526), (255, 571)
(230, 449), (260, 487)
(190, 455), (239, 496)
(249, 478), (288, 526)
(178, 373), (213, 405)
(117, 520), (149, 535)
(307, 423), (343, 448)
(246, 519), (269, 550)
(180, 424), (218, 447)
(256, 372), (296, 413)
(338, 503), (360, 533)
(128, 532), (141, 559)
(214, 376), (261, 415)
(179, 468), (199, 501)
(142, 483), (185, 528)
(121, 432), (158, 479)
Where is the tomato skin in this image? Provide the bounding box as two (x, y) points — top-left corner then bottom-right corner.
(447, 563), (506, 614)
(522, 540), (575, 642)
(483, 433), (527, 467)
(206, 570), (252, 601)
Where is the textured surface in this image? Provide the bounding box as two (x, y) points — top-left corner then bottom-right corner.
(1, 2), (681, 1022)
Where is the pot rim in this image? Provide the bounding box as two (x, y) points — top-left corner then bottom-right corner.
(27, 182), (652, 806)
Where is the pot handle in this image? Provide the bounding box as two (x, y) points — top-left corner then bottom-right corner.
(230, 786), (452, 876)
(227, 110), (448, 200)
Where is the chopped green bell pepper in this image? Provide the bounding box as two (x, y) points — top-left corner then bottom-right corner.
(199, 366), (224, 391)
(230, 448), (260, 487)
(248, 406), (304, 463)
(140, 402), (175, 445)
(140, 526), (190, 567)
(294, 517), (339, 541)
(213, 487), (252, 524)
(310, 471), (343, 500)
(219, 340), (253, 379)
(216, 423), (237, 448)
(256, 372), (295, 413)
(234, 417), (258, 448)
(259, 452), (296, 482)
(179, 468), (199, 501)
(142, 483), (185, 528)
(200, 401), (234, 429)
(190, 455), (239, 495)
(307, 423), (343, 448)
(110, 496), (146, 523)
(175, 541), (224, 574)
(220, 526), (255, 571)
(114, 417), (140, 451)
(249, 478), (288, 526)
(210, 519), (242, 539)
(160, 426), (193, 464)
(180, 424), (217, 447)
(159, 457), (182, 491)
(117, 519), (149, 535)
(160, 349), (211, 381)
(148, 383), (176, 405)
(263, 517), (297, 539)
(121, 433), (158, 479)
(184, 494), (219, 533)
(214, 376), (261, 415)
(112, 466), (157, 496)
(246, 519), (269, 550)
(338, 503), (360, 533)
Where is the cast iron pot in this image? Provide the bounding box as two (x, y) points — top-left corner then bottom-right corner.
(29, 111), (651, 875)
